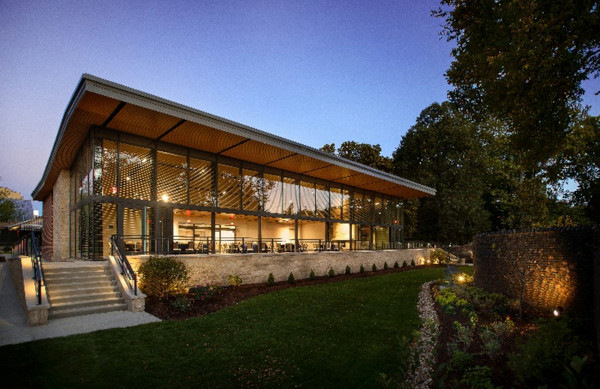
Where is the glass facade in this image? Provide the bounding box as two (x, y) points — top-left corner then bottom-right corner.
(68, 129), (405, 259)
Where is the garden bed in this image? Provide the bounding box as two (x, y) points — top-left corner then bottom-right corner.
(431, 276), (599, 388)
(145, 264), (444, 320)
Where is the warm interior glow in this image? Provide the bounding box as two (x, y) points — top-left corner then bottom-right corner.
(161, 194), (169, 202)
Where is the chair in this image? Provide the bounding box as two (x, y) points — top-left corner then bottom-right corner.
(186, 241), (195, 254)
(173, 241), (181, 255)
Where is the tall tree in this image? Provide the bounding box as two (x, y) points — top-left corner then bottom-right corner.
(435, 0), (600, 168)
(320, 141), (392, 173)
(393, 102), (490, 244)
(0, 179), (17, 223)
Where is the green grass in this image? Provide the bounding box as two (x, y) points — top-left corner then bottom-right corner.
(0, 267), (445, 388)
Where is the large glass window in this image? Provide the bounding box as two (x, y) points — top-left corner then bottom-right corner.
(97, 139), (118, 196)
(263, 173), (282, 214)
(157, 151), (187, 204)
(300, 180), (315, 217)
(218, 164), (240, 209)
(315, 183), (329, 219)
(374, 196), (383, 225)
(242, 168), (261, 212)
(353, 192), (364, 223)
(282, 176), (299, 215)
(342, 189), (350, 221)
(330, 186), (343, 220)
(118, 143), (153, 201)
(189, 157), (213, 207)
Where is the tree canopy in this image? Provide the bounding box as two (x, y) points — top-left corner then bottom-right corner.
(320, 141), (392, 172)
(435, 0), (600, 168)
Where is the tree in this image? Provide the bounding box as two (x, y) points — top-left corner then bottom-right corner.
(393, 102), (490, 244)
(319, 141), (392, 173)
(0, 179), (17, 223)
(561, 113), (600, 223)
(435, 0), (600, 168)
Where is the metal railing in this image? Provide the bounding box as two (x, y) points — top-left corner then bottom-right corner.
(110, 235), (137, 296)
(12, 232), (45, 305)
(113, 235), (432, 255)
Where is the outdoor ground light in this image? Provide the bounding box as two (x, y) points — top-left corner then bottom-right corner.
(457, 274), (465, 283)
(553, 306), (563, 317)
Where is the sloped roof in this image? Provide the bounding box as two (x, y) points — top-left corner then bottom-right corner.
(33, 74), (435, 200)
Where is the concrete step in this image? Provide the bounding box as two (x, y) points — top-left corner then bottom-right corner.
(44, 275), (112, 285)
(50, 296), (125, 311)
(49, 303), (128, 320)
(44, 268), (109, 279)
(48, 283), (118, 298)
(49, 291), (122, 305)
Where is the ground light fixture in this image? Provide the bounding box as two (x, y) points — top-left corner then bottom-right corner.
(457, 274), (465, 283)
(553, 306), (564, 317)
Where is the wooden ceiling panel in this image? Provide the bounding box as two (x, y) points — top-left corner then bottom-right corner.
(221, 139), (296, 165)
(109, 103), (182, 138)
(76, 92), (123, 122)
(161, 121), (247, 154)
(267, 153), (329, 173)
(306, 164), (356, 182)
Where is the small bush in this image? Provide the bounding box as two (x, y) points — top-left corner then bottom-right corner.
(480, 327), (502, 359)
(460, 366), (494, 389)
(449, 350), (474, 372)
(267, 273), (275, 286)
(345, 265), (351, 275)
(328, 267), (335, 278)
(451, 321), (474, 352)
(410, 259), (415, 266)
(309, 269), (316, 280)
(190, 284), (217, 301)
(393, 261), (399, 269)
(138, 256), (190, 298)
(171, 296), (191, 312)
(402, 260), (408, 268)
(288, 272), (295, 284)
(228, 274), (243, 287)
(430, 248), (450, 264)
(383, 262), (389, 270)
(372, 264), (377, 272)
(359, 264), (365, 274)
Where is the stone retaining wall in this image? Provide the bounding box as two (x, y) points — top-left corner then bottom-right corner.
(129, 248), (432, 286)
(473, 227), (598, 315)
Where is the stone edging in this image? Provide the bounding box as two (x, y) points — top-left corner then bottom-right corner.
(406, 280), (439, 388)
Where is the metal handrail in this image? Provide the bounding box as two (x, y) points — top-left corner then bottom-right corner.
(110, 235), (137, 296)
(30, 232), (44, 305)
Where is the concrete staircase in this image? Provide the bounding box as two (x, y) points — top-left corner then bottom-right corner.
(44, 262), (127, 320)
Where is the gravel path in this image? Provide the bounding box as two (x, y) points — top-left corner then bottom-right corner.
(0, 263), (160, 347)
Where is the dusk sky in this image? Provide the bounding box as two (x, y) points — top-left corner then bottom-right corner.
(1, 0), (598, 211)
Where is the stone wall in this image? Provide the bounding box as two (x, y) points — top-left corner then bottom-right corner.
(473, 227), (598, 315)
(52, 169), (70, 261)
(42, 193), (53, 260)
(128, 248), (432, 287)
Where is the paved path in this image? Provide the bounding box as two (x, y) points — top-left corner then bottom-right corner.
(0, 262), (160, 347)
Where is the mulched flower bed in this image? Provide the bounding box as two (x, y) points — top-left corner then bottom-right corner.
(144, 265), (444, 320)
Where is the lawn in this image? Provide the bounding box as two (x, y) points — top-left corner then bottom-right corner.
(0, 267), (445, 388)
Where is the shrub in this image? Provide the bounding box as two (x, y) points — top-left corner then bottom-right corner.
(171, 296), (191, 312)
(228, 274), (243, 287)
(328, 267), (335, 278)
(410, 259), (415, 266)
(480, 327), (502, 359)
(138, 256), (190, 298)
(267, 273), (275, 286)
(393, 261), (399, 269)
(309, 269), (316, 280)
(345, 265), (351, 275)
(460, 366), (494, 389)
(190, 284), (217, 301)
(372, 264), (377, 272)
(383, 262), (389, 270)
(359, 264), (365, 274)
(508, 318), (591, 387)
(451, 321), (474, 352)
(288, 272), (295, 284)
(402, 261), (408, 268)
(449, 350), (474, 372)
(429, 248), (449, 264)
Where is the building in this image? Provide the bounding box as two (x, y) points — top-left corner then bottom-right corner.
(32, 74), (435, 261)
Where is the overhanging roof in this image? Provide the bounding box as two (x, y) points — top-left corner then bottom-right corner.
(32, 74), (436, 200)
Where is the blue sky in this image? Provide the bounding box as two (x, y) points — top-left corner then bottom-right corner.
(0, 0), (598, 209)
